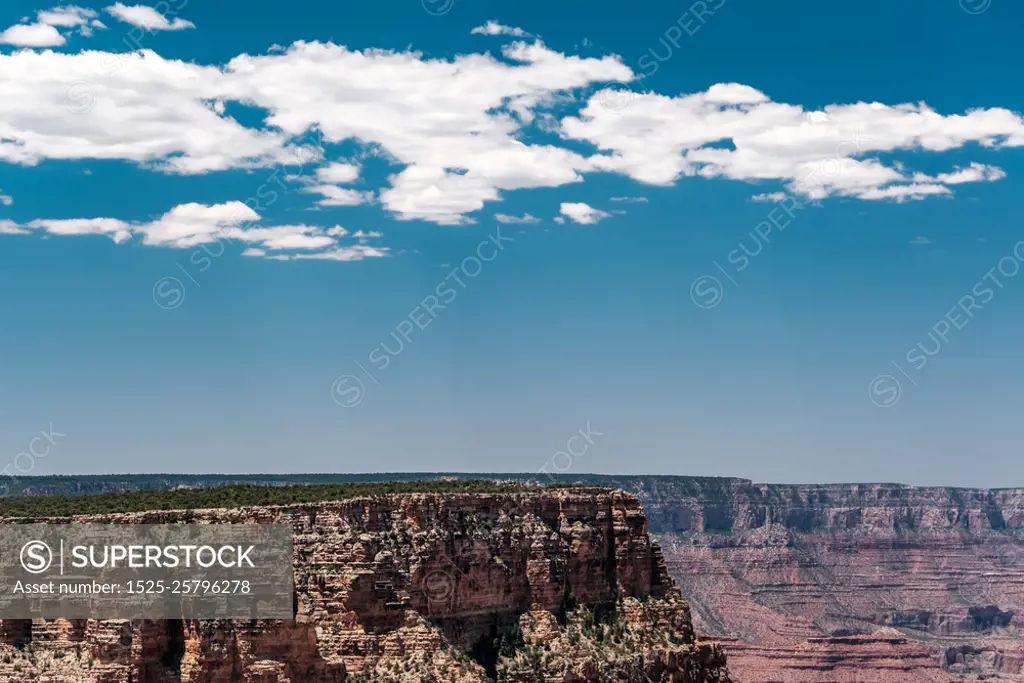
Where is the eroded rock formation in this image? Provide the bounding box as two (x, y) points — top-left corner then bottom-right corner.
(0, 488), (730, 683)
(635, 479), (1024, 683)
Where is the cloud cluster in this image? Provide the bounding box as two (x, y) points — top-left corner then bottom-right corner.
(563, 83), (1021, 201)
(1, 202), (388, 261)
(0, 5), (103, 47)
(0, 28), (1022, 240)
(0, 2), (193, 48)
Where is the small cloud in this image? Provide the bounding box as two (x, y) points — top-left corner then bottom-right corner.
(301, 185), (374, 207)
(609, 196), (647, 203)
(751, 192), (789, 203)
(315, 162), (360, 184)
(559, 202), (610, 225)
(0, 5), (104, 46)
(267, 245), (389, 262)
(858, 184), (951, 202)
(470, 20), (531, 37)
(909, 236), (931, 245)
(0, 22), (65, 46)
(104, 3), (194, 30)
(38, 5), (99, 27)
(0, 191), (12, 206)
(1, 202), (388, 263)
(494, 212), (540, 224)
(912, 162), (1006, 185)
(352, 230), (383, 239)
(553, 216), (565, 224)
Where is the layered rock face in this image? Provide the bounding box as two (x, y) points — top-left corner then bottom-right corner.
(632, 478), (1024, 683)
(0, 489), (730, 683)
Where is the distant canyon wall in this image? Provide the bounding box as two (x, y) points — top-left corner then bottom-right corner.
(629, 478), (1024, 683)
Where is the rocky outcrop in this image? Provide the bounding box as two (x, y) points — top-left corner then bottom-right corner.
(634, 479), (1024, 683)
(0, 488), (730, 683)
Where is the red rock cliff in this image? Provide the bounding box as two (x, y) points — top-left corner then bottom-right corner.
(0, 488), (730, 683)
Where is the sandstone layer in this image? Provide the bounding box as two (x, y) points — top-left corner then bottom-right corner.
(629, 478), (1024, 683)
(0, 488), (730, 683)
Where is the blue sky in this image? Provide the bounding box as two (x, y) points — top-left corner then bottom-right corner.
(2, 0), (1024, 486)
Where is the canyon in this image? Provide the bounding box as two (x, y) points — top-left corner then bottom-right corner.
(3, 473), (1023, 683)
(629, 476), (1024, 683)
(0, 487), (730, 682)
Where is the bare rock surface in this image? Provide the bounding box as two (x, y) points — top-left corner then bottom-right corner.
(639, 479), (1024, 683)
(0, 488), (730, 683)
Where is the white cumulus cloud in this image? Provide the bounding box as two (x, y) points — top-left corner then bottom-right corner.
(2, 202), (388, 261)
(315, 162), (361, 184)
(471, 21), (531, 38)
(38, 6), (98, 27)
(559, 202), (610, 224)
(0, 23), (66, 47)
(1, 5), (105, 46)
(563, 84), (1024, 203)
(0, 32), (1021, 232)
(105, 3), (194, 30)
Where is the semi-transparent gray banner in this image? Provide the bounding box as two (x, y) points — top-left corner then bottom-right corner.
(0, 523), (294, 619)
